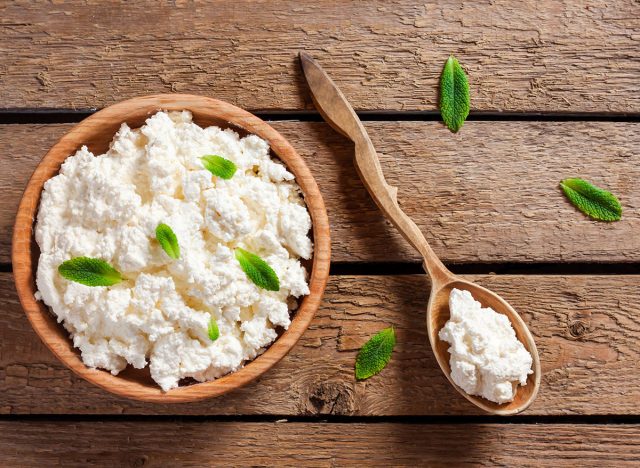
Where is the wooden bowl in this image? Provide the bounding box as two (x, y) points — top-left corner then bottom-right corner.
(12, 94), (331, 402)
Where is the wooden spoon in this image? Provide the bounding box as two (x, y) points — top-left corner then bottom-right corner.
(300, 52), (541, 415)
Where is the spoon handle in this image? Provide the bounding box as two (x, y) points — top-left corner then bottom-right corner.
(352, 137), (450, 284)
(299, 52), (451, 285)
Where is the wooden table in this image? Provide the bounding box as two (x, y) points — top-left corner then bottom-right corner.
(2, 1), (639, 465)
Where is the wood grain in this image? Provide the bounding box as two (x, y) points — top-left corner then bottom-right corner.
(10, 95), (331, 403)
(2, 121), (639, 265)
(2, 272), (639, 415)
(1, 0), (639, 113)
(1, 421), (639, 466)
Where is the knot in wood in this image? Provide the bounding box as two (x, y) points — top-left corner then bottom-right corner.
(568, 320), (588, 338)
(130, 455), (148, 467)
(306, 381), (355, 415)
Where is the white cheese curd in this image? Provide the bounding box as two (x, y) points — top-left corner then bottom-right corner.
(35, 111), (313, 391)
(438, 288), (533, 404)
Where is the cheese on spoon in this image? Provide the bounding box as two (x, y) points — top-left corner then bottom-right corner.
(438, 288), (533, 404)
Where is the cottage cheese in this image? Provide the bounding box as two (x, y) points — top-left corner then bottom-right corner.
(35, 111), (312, 391)
(438, 288), (533, 404)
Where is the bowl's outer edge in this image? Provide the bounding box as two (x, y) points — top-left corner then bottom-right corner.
(11, 94), (331, 402)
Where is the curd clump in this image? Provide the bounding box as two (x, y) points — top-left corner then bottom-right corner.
(35, 111), (312, 391)
(438, 288), (533, 404)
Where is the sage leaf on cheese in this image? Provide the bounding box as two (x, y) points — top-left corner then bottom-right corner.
(156, 223), (180, 259)
(208, 317), (220, 342)
(355, 327), (396, 380)
(201, 155), (237, 180)
(235, 248), (280, 292)
(560, 178), (622, 222)
(439, 55), (470, 133)
(58, 257), (122, 287)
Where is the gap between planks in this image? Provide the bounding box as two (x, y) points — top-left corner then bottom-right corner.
(2, 262), (640, 276)
(0, 110), (639, 125)
(1, 413), (640, 425)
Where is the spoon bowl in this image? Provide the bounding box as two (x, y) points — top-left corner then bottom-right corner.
(427, 275), (541, 415)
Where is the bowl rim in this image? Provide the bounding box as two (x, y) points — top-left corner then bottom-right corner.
(11, 94), (331, 402)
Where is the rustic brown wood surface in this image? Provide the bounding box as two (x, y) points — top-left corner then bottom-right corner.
(2, 121), (639, 265)
(0, 421), (637, 466)
(2, 272), (638, 416)
(1, 1), (639, 113)
(2, 0), (640, 464)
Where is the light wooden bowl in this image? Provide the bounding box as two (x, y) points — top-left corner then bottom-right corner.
(12, 94), (331, 402)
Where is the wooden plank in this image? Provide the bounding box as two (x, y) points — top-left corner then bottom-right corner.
(1, 421), (638, 466)
(2, 272), (639, 415)
(2, 121), (639, 264)
(1, 1), (639, 113)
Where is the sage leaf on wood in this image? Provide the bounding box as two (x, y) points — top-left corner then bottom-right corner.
(439, 55), (470, 133)
(560, 178), (622, 222)
(355, 327), (396, 380)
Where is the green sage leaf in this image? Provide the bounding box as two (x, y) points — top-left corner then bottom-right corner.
(355, 327), (396, 380)
(439, 55), (470, 133)
(560, 178), (622, 222)
(201, 155), (237, 180)
(208, 317), (220, 342)
(235, 248), (279, 292)
(58, 257), (122, 287)
(155, 223), (180, 259)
